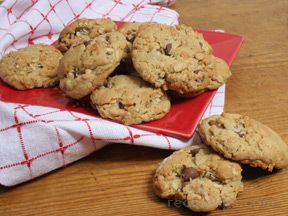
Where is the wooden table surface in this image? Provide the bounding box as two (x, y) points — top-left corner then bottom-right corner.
(1, 0), (288, 215)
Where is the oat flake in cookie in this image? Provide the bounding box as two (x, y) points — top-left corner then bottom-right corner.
(132, 23), (231, 95)
(199, 113), (288, 171)
(90, 75), (171, 125)
(153, 144), (243, 212)
(58, 31), (126, 99)
(57, 18), (117, 53)
(0, 44), (62, 90)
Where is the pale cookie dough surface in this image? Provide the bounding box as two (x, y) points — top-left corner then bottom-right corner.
(90, 75), (171, 125)
(199, 113), (288, 171)
(0, 44), (62, 90)
(58, 32), (126, 99)
(132, 23), (231, 95)
(57, 18), (116, 53)
(153, 144), (243, 212)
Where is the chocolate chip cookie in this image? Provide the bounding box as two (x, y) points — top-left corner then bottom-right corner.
(0, 44), (62, 90)
(132, 23), (231, 95)
(199, 113), (288, 171)
(153, 144), (243, 212)
(90, 75), (171, 125)
(58, 31), (126, 99)
(57, 18), (116, 53)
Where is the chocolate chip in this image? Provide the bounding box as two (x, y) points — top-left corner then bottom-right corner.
(239, 133), (245, 138)
(190, 148), (201, 156)
(182, 167), (199, 181)
(84, 40), (92, 46)
(37, 64), (44, 69)
(105, 35), (110, 42)
(118, 102), (124, 109)
(73, 71), (79, 78)
(208, 120), (225, 129)
(164, 43), (172, 55)
(75, 26), (89, 34)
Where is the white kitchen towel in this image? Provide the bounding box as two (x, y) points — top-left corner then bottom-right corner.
(0, 0), (225, 186)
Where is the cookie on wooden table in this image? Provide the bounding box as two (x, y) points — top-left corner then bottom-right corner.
(153, 144), (243, 212)
(90, 75), (171, 125)
(57, 18), (117, 53)
(0, 44), (62, 90)
(199, 113), (288, 171)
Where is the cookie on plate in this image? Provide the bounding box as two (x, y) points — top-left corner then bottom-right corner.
(58, 31), (126, 99)
(132, 23), (231, 95)
(0, 44), (62, 90)
(57, 18), (116, 53)
(169, 56), (231, 98)
(119, 22), (144, 59)
(153, 144), (243, 212)
(199, 113), (288, 171)
(90, 75), (171, 125)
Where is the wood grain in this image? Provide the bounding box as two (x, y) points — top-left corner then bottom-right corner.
(1, 0), (288, 215)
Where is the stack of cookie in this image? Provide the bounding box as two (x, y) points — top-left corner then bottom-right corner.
(0, 18), (232, 125)
(56, 19), (231, 125)
(153, 113), (288, 212)
(0, 18), (287, 214)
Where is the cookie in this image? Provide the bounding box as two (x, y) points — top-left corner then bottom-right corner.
(0, 44), (62, 90)
(199, 113), (288, 171)
(169, 56), (230, 98)
(119, 22), (144, 59)
(132, 23), (231, 95)
(57, 18), (116, 53)
(153, 144), (243, 212)
(207, 56), (231, 90)
(58, 31), (126, 99)
(90, 75), (171, 125)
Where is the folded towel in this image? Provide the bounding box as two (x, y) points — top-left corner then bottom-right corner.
(0, 0), (225, 186)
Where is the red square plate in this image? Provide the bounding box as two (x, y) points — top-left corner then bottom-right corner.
(0, 24), (243, 140)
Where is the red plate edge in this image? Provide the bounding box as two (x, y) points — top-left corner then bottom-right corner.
(0, 23), (244, 140)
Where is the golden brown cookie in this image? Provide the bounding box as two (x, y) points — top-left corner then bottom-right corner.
(0, 44), (62, 90)
(58, 32), (127, 99)
(153, 144), (243, 212)
(90, 75), (171, 125)
(132, 23), (231, 95)
(199, 113), (288, 171)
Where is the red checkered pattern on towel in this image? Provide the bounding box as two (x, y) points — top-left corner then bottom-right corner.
(0, 0), (179, 56)
(0, 0), (225, 186)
